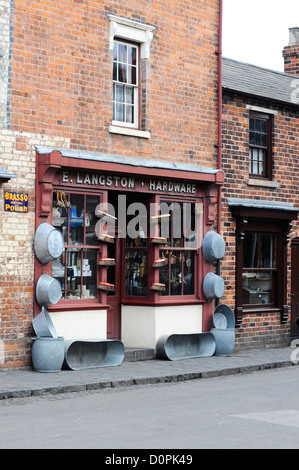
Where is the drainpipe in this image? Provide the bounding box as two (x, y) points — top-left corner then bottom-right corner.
(217, 0), (223, 230)
(216, 0), (223, 291)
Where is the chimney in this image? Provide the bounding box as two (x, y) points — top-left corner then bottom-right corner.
(283, 27), (299, 75)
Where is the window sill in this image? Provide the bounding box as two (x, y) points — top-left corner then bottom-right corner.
(109, 125), (151, 139)
(241, 306), (280, 314)
(48, 302), (108, 312)
(247, 178), (279, 189)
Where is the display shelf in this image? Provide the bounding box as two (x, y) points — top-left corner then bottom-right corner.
(151, 237), (167, 244)
(98, 234), (115, 243)
(152, 258), (167, 268)
(98, 258), (116, 266)
(98, 282), (115, 292)
(151, 282), (166, 292)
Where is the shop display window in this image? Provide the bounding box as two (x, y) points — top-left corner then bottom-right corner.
(51, 190), (202, 305)
(52, 192), (100, 301)
(157, 201), (198, 297)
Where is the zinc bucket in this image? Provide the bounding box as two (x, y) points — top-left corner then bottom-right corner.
(31, 337), (65, 373)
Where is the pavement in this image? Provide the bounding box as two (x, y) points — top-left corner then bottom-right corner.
(0, 346), (298, 400)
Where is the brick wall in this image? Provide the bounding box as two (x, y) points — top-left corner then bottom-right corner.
(0, 130), (70, 369)
(9, 0), (219, 167)
(221, 91), (299, 350)
(0, 0), (12, 127)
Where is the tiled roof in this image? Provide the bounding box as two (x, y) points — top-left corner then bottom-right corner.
(222, 57), (299, 106)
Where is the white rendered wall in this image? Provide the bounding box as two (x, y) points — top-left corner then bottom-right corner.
(121, 304), (202, 349)
(49, 310), (107, 340)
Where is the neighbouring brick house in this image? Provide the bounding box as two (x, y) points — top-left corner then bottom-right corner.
(221, 28), (299, 350)
(0, 0), (224, 369)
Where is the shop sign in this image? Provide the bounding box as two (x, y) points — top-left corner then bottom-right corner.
(4, 191), (29, 213)
(61, 171), (196, 194)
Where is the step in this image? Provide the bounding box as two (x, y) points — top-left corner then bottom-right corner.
(124, 347), (156, 362)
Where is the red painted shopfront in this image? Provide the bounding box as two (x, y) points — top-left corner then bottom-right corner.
(35, 147), (223, 348)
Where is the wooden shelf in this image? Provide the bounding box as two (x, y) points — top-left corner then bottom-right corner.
(151, 237), (167, 244)
(98, 258), (116, 266)
(97, 282), (115, 292)
(152, 258), (167, 268)
(97, 234), (115, 243)
(151, 283), (166, 292)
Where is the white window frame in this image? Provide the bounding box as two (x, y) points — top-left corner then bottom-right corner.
(107, 14), (154, 138)
(112, 39), (139, 129)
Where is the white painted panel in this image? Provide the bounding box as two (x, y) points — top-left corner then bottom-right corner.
(121, 305), (202, 349)
(49, 310), (107, 340)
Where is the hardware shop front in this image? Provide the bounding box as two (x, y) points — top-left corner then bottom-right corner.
(34, 147), (224, 348)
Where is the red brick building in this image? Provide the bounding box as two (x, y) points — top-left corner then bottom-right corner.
(0, 0), (223, 369)
(221, 28), (299, 349)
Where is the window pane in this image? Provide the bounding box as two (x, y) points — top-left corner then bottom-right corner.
(115, 84), (124, 102)
(125, 250), (147, 296)
(125, 105), (134, 124)
(116, 103), (124, 121)
(243, 233), (258, 268)
(118, 44), (127, 63)
(125, 86), (134, 104)
(128, 46), (137, 66)
(170, 252), (183, 295)
(261, 120), (267, 133)
(82, 250), (97, 300)
(113, 61), (117, 81)
(183, 251), (194, 295)
(132, 66), (137, 85)
(252, 156), (258, 175)
(261, 132), (267, 147)
(255, 120), (261, 132)
(260, 233), (274, 268)
(85, 195), (100, 246)
(255, 132), (261, 146)
(113, 42), (118, 61)
(127, 65), (132, 84)
(242, 271), (273, 305)
(118, 63), (127, 83)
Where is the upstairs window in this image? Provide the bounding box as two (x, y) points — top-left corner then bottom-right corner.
(113, 40), (139, 128)
(249, 112), (272, 179)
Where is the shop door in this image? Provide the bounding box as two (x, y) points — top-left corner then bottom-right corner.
(291, 239), (299, 338)
(106, 234), (121, 339)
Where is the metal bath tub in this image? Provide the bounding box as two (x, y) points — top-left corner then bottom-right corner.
(64, 339), (125, 370)
(211, 304), (235, 329)
(202, 230), (225, 264)
(203, 272), (224, 301)
(34, 221), (64, 265)
(32, 307), (58, 338)
(35, 274), (62, 306)
(156, 332), (216, 361)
